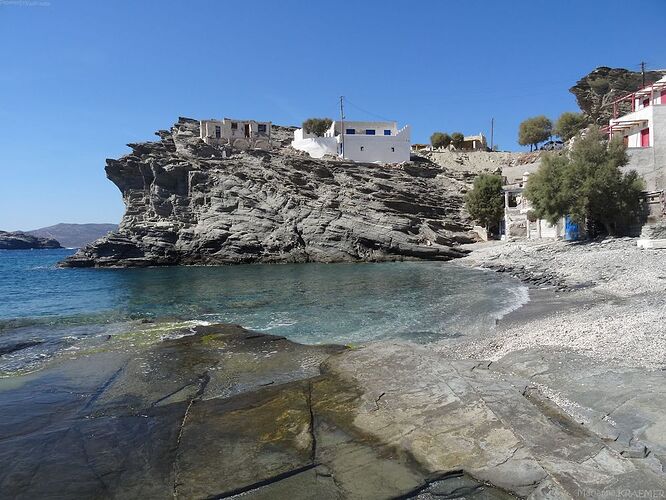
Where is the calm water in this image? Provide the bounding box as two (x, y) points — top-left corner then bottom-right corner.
(0, 249), (528, 374)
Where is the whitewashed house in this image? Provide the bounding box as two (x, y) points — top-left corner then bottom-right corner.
(461, 133), (488, 151)
(292, 120), (411, 163)
(607, 75), (666, 191)
(200, 118), (271, 151)
(502, 173), (565, 240)
(607, 76), (666, 247)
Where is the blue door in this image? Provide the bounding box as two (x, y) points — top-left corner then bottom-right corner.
(564, 216), (580, 241)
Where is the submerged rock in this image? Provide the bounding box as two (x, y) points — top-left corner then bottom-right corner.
(0, 231), (61, 250)
(61, 118), (474, 267)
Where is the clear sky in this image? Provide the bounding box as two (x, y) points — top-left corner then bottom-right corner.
(1, 0), (664, 230)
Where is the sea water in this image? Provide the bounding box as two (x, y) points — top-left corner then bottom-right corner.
(0, 249), (528, 373)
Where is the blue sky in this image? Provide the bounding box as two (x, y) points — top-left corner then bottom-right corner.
(1, 0), (665, 230)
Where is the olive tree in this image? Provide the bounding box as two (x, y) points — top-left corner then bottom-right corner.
(303, 118), (333, 137)
(518, 115), (552, 151)
(465, 174), (504, 230)
(430, 132), (451, 149)
(451, 132), (465, 149)
(524, 126), (644, 235)
(554, 112), (588, 141)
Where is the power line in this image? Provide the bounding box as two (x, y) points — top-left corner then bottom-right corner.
(342, 98), (394, 122)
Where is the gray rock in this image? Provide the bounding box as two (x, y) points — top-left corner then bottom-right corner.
(2, 325), (665, 498)
(61, 118), (474, 267)
(0, 230), (61, 250)
(570, 66), (666, 125)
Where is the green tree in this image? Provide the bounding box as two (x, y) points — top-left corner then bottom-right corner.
(465, 174), (504, 230)
(554, 112), (588, 141)
(524, 126), (644, 235)
(518, 116), (553, 151)
(430, 132), (451, 149)
(451, 132), (465, 149)
(303, 118), (333, 137)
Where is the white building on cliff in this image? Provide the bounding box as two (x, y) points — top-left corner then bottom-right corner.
(200, 118), (272, 151)
(292, 120), (411, 163)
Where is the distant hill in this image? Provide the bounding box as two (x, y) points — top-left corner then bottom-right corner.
(28, 223), (117, 248)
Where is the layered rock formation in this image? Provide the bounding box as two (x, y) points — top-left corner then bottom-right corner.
(0, 231), (61, 250)
(62, 118), (474, 267)
(570, 66), (666, 125)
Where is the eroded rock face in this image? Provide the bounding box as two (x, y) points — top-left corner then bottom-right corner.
(570, 66), (666, 125)
(61, 118), (474, 267)
(0, 231), (61, 250)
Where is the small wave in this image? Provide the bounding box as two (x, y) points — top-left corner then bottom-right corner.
(494, 285), (531, 322)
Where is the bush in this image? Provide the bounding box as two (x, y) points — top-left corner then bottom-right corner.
(451, 132), (465, 149)
(430, 132), (451, 149)
(554, 112), (588, 141)
(303, 118), (333, 137)
(518, 116), (552, 151)
(524, 126), (644, 235)
(465, 174), (504, 230)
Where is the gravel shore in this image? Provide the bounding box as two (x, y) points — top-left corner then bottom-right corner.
(451, 238), (666, 369)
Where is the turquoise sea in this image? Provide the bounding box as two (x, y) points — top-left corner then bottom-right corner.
(0, 249), (528, 374)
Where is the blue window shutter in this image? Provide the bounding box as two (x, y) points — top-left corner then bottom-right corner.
(366, 129), (375, 135)
(384, 129), (391, 135)
(346, 128), (355, 135)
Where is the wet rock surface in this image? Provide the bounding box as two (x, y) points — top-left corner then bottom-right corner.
(61, 118), (474, 268)
(2, 323), (664, 498)
(479, 262), (570, 291)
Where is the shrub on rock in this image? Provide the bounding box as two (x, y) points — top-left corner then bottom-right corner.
(303, 118), (333, 137)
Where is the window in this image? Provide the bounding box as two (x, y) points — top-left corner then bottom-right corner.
(257, 124), (267, 133)
(346, 128), (356, 134)
(231, 122), (238, 130)
(643, 98), (650, 108)
(214, 125), (221, 139)
(384, 129), (391, 136)
(366, 129), (376, 135)
(360, 146), (364, 151)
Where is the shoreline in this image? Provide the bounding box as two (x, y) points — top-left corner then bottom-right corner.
(2, 245), (666, 496)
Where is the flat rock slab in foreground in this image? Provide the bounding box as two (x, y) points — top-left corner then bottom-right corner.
(1, 325), (664, 499)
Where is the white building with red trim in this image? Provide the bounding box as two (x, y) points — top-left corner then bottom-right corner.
(608, 76), (666, 191)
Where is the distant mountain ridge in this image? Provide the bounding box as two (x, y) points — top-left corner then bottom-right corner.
(28, 223), (117, 248)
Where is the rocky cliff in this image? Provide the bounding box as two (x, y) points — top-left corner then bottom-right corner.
(0, 231), (61, 250)
(62, 118), (474, 268)
(570, 66), (666, 124)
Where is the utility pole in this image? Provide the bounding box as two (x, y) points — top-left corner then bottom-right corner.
(640, 61), (646, 87)
(490, 117), (494, 152)
(339, 96), (345, 159)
